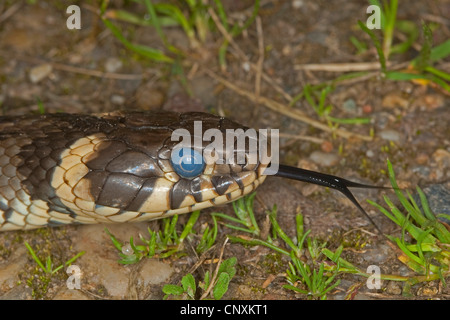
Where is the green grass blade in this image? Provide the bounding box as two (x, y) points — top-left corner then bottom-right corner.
(424, 66), (450, 82)
(428, 39), (450, 62)
(358, 20), (386, 72)
(102, 18), (173, 63)
(179, 210), (200, 243)
(104, 228), (123, 251)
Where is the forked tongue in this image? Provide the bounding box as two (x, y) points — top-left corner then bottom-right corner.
(273, 164), (387, 234)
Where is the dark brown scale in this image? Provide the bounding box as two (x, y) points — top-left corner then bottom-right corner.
(126, 178), (159, 212)
(169, 178), (206, 209)
(82, 171), (109, 200)
(87, 141), (129, 170)
(211, 175), (236, 196)
(106, 151), (163, 178)
(97, 173), (145, 209)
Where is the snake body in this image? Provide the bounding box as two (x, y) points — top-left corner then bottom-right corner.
(0, 111), (268, 231)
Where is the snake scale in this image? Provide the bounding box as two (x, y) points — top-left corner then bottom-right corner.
(0, 110), (381, 232)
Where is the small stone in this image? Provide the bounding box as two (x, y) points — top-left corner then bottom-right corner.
(139, 260), (174, 286)
(342, 99), (357, 114)
(104, 57), (123, 73)
(413, 94), (444, 110)
(111, 95), (125, 105)
(309, 151), (339, 167)
(242, 62), (250, 72)
(417, 286), (438, 296)
(379, 129), (403, 143)
(412, 165), (430, 178)
(362, 104), (373, 114)
(320, 141), (333, 153)
(385, 281), (402, 295)
(418, 183), (450, 223)
(432, 149), (450, 169)
(366, 150), (375, 158)
(292, 0), (304, 9)
(415, 153), (429, 165)
(29, 63), (53, 83)
(135, 84), (165, 110)
(282, 45), (292, 56)
(382, 92), (409, 109)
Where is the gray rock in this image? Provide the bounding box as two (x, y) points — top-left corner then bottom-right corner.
(309, 151), (339, 167)
(379, 129), (403, 143)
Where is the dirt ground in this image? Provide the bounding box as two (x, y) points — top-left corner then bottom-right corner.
(0, 0), (449, 300)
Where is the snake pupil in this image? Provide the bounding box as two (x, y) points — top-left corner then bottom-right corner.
(171, 147), (205, 178)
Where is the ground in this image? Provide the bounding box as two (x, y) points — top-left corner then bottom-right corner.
(0, 0), (449, 300)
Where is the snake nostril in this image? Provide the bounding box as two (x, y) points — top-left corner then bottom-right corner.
(170, 147), (205, 178)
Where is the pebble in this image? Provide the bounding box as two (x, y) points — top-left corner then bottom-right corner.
(309, 151), (339, 167)
(366, 150), (375, 158)
(362, 244), (391, 264)
(292, 0), (304, 9)
(320, 141), (333, 153)
(415, 153), (429, 165)
(411, 165), (430, 178)
(139, 260), (174, 287)
(135, 84), (165, 110)
(385, 281), (402, 295)
(362, 104), (373, 114)
(381, 92), (409, 109)
(379, 129), (403, 143)
(417, 286), (438, 296)
(432, 149), (450, 169)
(342, 99), (357, 114)
(29, 63), (52, 83)
(416, 183), (450, 223)
(104, 57), (123, 73)
(111, 94), (125, 105)
(242, 62), (250, 72)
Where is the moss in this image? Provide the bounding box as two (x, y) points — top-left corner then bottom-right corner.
(341, 230), (371, 250)
(258, 252), (285, 274)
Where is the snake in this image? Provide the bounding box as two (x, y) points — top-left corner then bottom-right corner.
(0, 110), (382, 232)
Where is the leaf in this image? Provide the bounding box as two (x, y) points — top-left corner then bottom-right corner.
(181, 273), (196, 299)
(218, 257), (237, 278)
(213, 272), (231, 300)
(162, 284), (184, 296)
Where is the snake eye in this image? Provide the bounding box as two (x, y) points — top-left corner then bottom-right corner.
(171, 147), (205, 178)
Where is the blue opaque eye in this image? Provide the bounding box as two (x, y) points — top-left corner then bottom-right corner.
(171, 147), (205, 178)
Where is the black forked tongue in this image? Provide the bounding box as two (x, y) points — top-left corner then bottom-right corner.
(273, 164), (387, 234)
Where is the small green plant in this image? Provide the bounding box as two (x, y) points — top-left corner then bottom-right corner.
(106, 211), (199, 263)
(101, 0), (260, 68)
(358, 1), (450, 91)
(368, 160), (450, 285)
(298, 84), (371, 126)
(163, 256), (237, 300)
(284, 250), (341, 300)
(196, 215), (218, 254)
(317, 160), (449, 296)
(212, 192), (261, 236)
(24, 241), (85, 275)
(107, 210), (218, 263)
(369, 0), (398, 59)
(213, 193), (345, 299)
